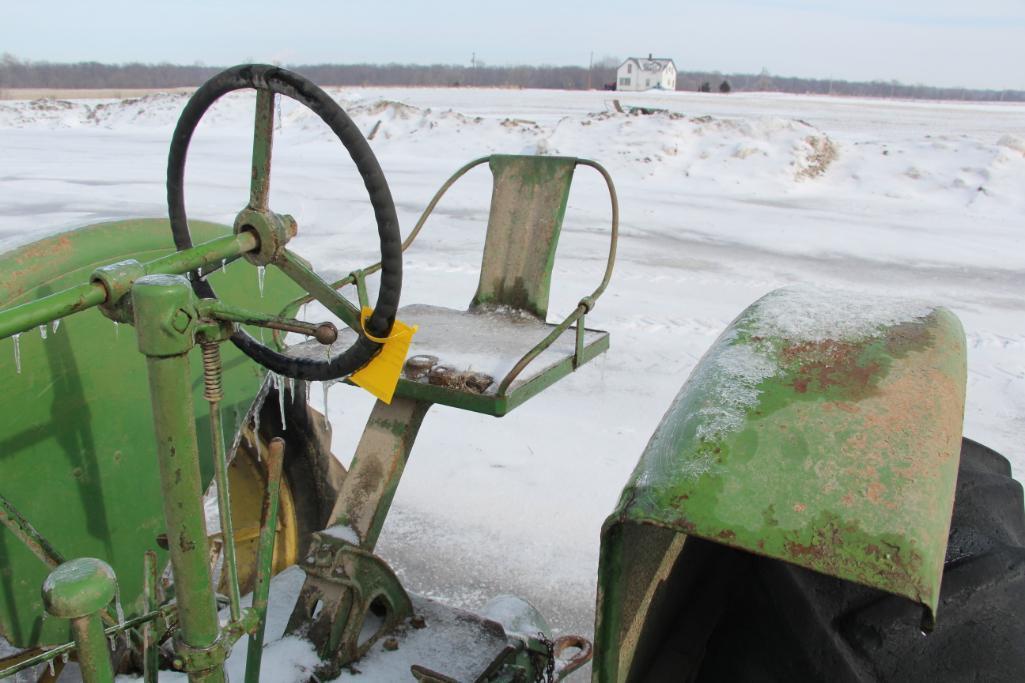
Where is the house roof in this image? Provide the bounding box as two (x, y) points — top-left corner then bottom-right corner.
(621, 56), (676, 72)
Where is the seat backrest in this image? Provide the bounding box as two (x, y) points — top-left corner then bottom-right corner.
(470, 155), (577, 320)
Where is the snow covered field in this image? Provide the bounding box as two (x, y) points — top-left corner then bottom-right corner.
(1, 86), (1023, 679)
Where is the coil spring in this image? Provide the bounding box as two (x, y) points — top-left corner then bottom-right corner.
(201, 342), (223, 402)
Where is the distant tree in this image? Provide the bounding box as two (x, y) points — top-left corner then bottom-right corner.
(719, 80), (731, 93)
(699, 81), (711, 92)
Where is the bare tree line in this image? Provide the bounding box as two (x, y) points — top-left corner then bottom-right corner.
(1, 54), (1021, 102)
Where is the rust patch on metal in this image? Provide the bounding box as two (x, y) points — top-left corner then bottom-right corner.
(782, 339), (882, 397)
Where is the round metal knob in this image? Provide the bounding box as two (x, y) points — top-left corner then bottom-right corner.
(41, 558), (117, 620)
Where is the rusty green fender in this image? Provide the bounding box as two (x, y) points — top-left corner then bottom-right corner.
(0, 218), (304, 648)
(593, 286), (966, 681)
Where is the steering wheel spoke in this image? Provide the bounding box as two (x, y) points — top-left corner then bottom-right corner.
(250, 89), (274, 211)
(274, 250), (362, 333)
(166, 64), (403, 381)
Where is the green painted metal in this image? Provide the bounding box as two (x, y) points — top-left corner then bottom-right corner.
(244, 436), (285, 683)
(198, 338), (242, 623)
(471, 155), (577, 320)
(327, 397), (432, 548)
(134, 274), (224, 683)
(249, 89), (275, 213)
(286, 537), (414, 678)
(142, 551), (158, 683)
(41, 558), (117, 683)
(276, 249), (362, 332)
(0, 494), (64, 569)
(0, 605), (176, 679)
(594, 288), (967, 680)
(0, 229), (257, 340)
(0, 218), (303, 648)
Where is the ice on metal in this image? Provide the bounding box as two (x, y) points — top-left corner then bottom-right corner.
(257, 265), (266, 298)
(38, 324), (47, 340)
(321, 524), (360, 545)
(287, 304), (605, 395)
(690, 285), (937, 446)
(12, 333), (20, 374)
(51, 318), (61, 334)
(749, 284), (936, 344)
(275, 373), (287, 431)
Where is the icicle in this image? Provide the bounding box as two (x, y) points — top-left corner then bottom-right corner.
(114, 321), (119, 339)
(257, 266), (266, 298)
(301, 303), (308, 321)
(322, 382), (330, 421)
(61, 652), (68, 664)
(12, 333), (21, 374)
(288, 375), (296, 404)
(51, 318), (61, 334)
(114, 582), (128, 646)
(48, 660), (55, 676)
(259, 327), (265, 345)
(221, 258), (228, 274)
(109, 635), (116, 651)
(277, 374), (287, 431)
(38, 324), (47, 340)
(252, 409), (261, 439)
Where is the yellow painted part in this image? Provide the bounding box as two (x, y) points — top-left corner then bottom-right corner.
(217, 434), (299, 596)
(351, 306), (418, 404)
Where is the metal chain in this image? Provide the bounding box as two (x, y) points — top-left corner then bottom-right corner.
(534, 632), (555, 683)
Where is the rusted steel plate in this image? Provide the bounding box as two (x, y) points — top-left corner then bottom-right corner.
(605, 286), (966, 618)
(472, 155), (577, 319)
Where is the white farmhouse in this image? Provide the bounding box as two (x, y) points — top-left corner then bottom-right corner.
(616, 55), (677, 91)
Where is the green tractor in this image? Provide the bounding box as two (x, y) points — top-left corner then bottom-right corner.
(0, 65), (1022, 682)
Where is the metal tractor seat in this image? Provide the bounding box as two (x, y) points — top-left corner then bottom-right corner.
(278, 157), (617, 677)
(289, 154), (619, 416)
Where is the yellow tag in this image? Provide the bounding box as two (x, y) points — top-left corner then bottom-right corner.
(350, 306), (418, 404)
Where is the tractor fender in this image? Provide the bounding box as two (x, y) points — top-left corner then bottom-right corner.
(593, 286), (966, 682)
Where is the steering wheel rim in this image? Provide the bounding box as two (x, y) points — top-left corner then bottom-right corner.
(167, 64), (402, 381)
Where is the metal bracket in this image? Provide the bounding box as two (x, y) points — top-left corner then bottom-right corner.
(285, 534), (413, 678)
(92, 258), (146, 323)
(171, 610), (257, 674)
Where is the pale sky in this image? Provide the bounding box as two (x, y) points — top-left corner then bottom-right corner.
(4, 0), (1024, 90)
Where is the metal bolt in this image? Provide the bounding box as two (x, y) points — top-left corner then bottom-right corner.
(171, 307), (192, 334)
(314, 323), (338, 346)
(383, 637), (399, 651)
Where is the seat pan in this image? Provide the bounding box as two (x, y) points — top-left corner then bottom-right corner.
(288, 303), (609, 414)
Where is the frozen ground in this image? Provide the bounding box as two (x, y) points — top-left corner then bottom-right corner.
(1, 86), (1023, 680)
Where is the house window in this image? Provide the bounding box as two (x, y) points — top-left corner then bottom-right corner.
(619, 77), (631, 86)
(627, 64), (632, 74)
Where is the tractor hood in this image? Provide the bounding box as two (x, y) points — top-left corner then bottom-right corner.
(595, 285), (966, 679)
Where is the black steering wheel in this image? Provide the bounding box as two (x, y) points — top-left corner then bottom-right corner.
(166, 64), (401, 381)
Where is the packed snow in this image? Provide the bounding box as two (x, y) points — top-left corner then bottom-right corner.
(1, 86), (1022, 680)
